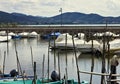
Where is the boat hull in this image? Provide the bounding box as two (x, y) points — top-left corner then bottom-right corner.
(0, 79), (88, 84)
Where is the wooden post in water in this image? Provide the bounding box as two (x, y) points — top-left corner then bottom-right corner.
(53, 32), (56, 70)
(30, 46), (34, 71)
(72, 35), (80, 84)
(6, 26), (9, 55)
(101, 27), (106, 84)
(42, 54), (45, 82)
(107, 36), (110, 84)
(58, 51), (61, 79)
(107, 36), (110, 73)
(14, 40), (20, 74)
(33, 62), (37, 84)
(47, 39), (50, 80)
(65, 34), (68, 80)
(14, 40), (25, 84)
(90, 33), (94, 84)
(3, 51), (6, 77)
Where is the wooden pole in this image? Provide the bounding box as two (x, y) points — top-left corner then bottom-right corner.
(53, 32), (56, 70)
(107, 37), (110, 73)
(90, 34), (94, 84)
(101, 23), (107, 84)
(14, 40), (25, 84)
(30, 46), (34, 71)
(79, 70), (120, 76)
(65, 34), (68, 80)
(6, 26), (9, 55)
(72, 35), (80, 84)
(59, 8), (62, 27)
(42, 54), (45, 82)
(47, 39), (50, 80)
(58, 51), (61, 79)
(33, 62), (37, 84)
(14, 40), (19, 75)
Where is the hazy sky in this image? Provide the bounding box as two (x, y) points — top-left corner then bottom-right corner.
(0, 0), (120, 17)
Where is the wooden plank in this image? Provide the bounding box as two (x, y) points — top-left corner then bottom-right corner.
(107, 79), (120, 82)
(79, 70), (120, 76)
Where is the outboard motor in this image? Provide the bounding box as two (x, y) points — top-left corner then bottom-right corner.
(51, 70), (60, 81)
(10, 69), (18, 77)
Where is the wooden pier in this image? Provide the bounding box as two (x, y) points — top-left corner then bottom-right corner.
(0, 25), (120, 34)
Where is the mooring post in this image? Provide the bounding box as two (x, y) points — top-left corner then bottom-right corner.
(34, 62), (37, 84)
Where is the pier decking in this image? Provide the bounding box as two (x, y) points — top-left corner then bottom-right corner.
(0, 25), (120, 34)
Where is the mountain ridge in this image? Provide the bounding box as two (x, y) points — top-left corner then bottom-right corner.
(0, 11), (120, 24)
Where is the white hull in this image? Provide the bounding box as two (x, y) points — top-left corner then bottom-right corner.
(50, 39), (101, 53)
(19, 32), (38, 38)
(0, 36), (11, 42)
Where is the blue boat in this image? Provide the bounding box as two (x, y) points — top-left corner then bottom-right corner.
(11, 35), (21, 39)
(41, 32), (61, 40)
(50, 32), (61, 39)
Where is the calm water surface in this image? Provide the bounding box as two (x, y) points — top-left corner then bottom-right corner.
(0, 38), (120, 84)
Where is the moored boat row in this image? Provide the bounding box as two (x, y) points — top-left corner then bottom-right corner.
(0, 31), (39, 42)
(50, 32), (120, 56)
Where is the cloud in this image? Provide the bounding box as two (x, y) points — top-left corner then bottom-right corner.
(40, 0), (63, 7)
(0, 0), (120, 17)
(105, 0), (120, 16)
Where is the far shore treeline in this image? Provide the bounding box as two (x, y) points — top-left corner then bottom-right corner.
(0, 23), (18, 28)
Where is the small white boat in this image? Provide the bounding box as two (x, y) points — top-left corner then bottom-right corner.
(0, 36), (11, 42)
(8, 32), (16, 36)
(104, 31), (116, 36)
(18, 32), (38, 38)
(93, 33), (103, 37)
(28, 31), (38, 38)
(55, 33), (72, 42)
(50, 33), (73, 49)
(0, 31), (7, 36)
(8, 32), (21, 39)
(18, 32), (29, 38)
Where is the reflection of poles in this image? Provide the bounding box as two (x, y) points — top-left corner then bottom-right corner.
(30, 46), (34, 71)
(42, 54), (45, 82)
(3, 51), (6, 77)
(72, 35), (80, 84)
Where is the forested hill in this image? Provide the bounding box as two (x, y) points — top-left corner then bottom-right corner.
(0, 11), (120, 25)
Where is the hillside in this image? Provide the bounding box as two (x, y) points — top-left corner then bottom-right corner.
(0, 11), (120, 24)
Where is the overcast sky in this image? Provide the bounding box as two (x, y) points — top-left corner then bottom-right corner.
(0, 0), (120, 17)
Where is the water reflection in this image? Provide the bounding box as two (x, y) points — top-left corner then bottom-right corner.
(0, 38), (119, 84)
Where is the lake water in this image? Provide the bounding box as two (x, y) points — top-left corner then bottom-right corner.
(0, 38), (120, 84)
